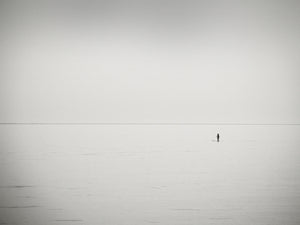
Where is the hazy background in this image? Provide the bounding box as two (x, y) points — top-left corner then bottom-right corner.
(1, 2), (300, 225)
(1, 0), (299, 123)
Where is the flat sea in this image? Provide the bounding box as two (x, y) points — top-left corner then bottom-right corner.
(0, 124), (299, 225)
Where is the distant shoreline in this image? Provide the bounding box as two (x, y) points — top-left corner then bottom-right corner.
(0, 123), (299, 126)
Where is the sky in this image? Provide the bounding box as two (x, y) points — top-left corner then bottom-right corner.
(1, 0), (300, 123)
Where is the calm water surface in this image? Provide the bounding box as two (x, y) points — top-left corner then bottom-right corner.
(0, 125), (299, 225)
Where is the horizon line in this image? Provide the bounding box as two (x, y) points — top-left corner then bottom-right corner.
(0, 122), (300, 126)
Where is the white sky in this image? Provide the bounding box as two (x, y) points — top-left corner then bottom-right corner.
(1, 0), (300, 123)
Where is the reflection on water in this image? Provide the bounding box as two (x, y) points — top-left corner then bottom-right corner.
(0, 125), (299, 225)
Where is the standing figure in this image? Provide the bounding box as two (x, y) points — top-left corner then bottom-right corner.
(217, 133), (220, 142)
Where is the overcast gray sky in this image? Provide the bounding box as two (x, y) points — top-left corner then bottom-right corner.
(1, 0), (299, 123)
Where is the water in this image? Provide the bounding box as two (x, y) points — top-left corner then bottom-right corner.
(0, 125), (299, 225)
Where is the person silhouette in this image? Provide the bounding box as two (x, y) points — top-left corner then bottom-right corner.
(217, 133), (220, 142)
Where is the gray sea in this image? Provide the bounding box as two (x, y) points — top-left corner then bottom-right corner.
(0, 125), (299, 225)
